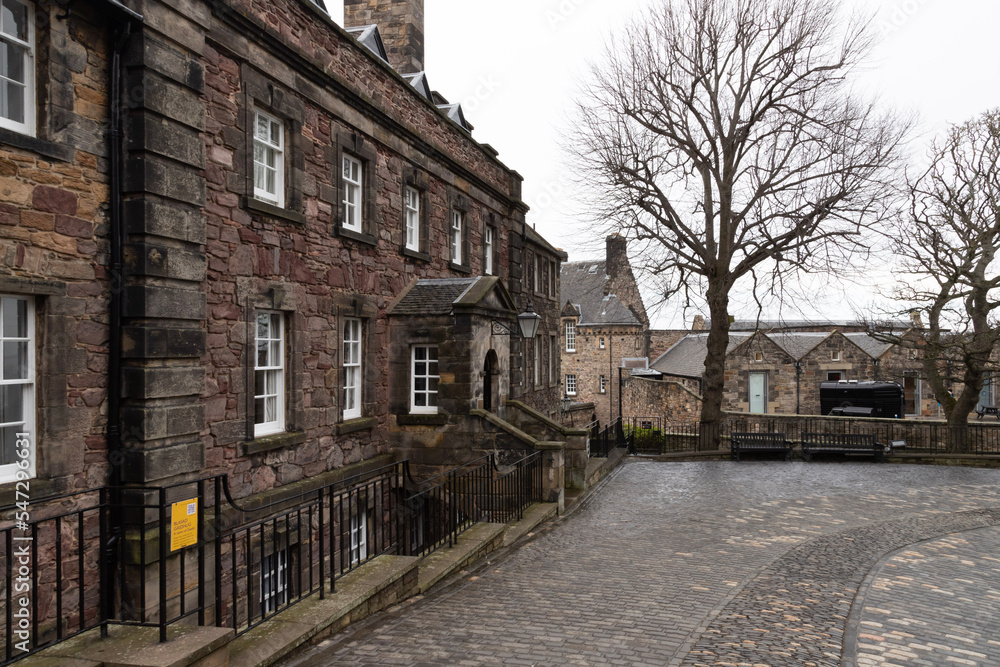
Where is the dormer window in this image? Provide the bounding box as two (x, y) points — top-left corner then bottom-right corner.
(310, 0), (328, 13)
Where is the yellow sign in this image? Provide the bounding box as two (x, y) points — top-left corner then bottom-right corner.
(170, 498), (198, 551)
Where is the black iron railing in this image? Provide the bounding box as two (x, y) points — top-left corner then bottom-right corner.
(0, 488), (109, 663)
(0, 453), (546, 662)
(623, 414), (1000, 455)
(589, 418), (626, 458)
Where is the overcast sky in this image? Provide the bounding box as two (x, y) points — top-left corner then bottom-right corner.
(327, 0), (1000, 328)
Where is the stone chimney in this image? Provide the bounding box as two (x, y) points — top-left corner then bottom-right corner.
(344, 0), (425, 74)
(909, 310), (924, 329)
(692, 315), (706, 331)
(606, 234), (628, 283)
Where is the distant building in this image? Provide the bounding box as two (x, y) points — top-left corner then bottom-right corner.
(560, 235), (649, 424)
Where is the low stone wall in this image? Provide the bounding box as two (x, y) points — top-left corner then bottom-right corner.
(622, 376), (703, 421)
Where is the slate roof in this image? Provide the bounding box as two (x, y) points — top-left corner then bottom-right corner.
(765, 332), (832, 360)
(650, 333), (751, 378)
(388, 278), (479, 316)
(403, 72), (433, 101)
(525, 224), (568, 259)
(560, 261), (641, 326)
(651, 330), (897, 378)
(844, 332), (895, 358)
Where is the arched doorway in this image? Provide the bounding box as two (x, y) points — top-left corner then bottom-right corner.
(483, 350), (500, 412)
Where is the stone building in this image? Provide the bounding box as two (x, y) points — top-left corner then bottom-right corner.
(560, 235), (650, 425)
(0, 0), (568, 649)
(648, 324), (939, 417)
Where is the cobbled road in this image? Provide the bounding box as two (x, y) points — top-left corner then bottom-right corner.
(280, 461), (1000, 666)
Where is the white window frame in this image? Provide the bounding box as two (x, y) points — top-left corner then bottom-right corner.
(261, 548), (289, 614)
(0, 0), (35, 136)
(484, 227), (494, 275)
(533, 337), (541, 387)
(350, 511), (368, 566)
(343, 318), (362, 420)
(600, 375), (607, 394)
(405, 186), (420, 251)
(565, 321), (576, 352)
(342, 154), (363, 232)
(0, 296), (34, 483)
(411, 345), (439, 414)
(832, 351), (841, 362)
(599, 337), (605, 350)
(254, 311), (285, 438)
(565, 374), (577, 396)
(253, 108), (284, 207)
(450, 210), (463, 265)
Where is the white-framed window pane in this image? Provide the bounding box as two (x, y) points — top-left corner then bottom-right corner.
(405, 186), (420, 250)
(252, 109), (283, 206)
(343, 155), (363, 232)
(0, 0), (32, 134)
(350, 512), (368, 566)
(600, 375), (607, 393)
(261, 549), (288, 614)
(566, 375), (577, 396)
(254, 311), (284, 437)
(411, 346), (439, 414)
(0, 295), (33, 482)
(343, 318), (362, 420)
(450, 211), (463, 264)
(565, 322), (576, 352)
(484, 227), (494, 275)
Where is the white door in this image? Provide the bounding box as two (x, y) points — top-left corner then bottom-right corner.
(749, 372), (767, 414)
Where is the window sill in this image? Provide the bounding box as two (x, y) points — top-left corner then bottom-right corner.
(244, 197), (308, 225)
(242, 431), (307, 456)
(0, 476), (58, 506)
(401, 247), (432, 263)
(336, 416), (377, 435)
(0, 128), (74, 162)
(397, 413), (449, 427)
(449, 262), (472, 275)
(337, 226), (377, 246)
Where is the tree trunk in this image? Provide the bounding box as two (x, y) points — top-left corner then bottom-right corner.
(700, 285), (730, 450)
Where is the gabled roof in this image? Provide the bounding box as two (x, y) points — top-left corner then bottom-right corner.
(525, 224), (568, 260)
(844, 332), (895, 358)
(387, 277), (515, 317)
(402, 72), (433, 101)
(650, 333), (752, 378)
(560, 261), (641, 327)
(345, 25), (389, 63)
(435, 103), (473, 133)
(763, 332), (833, 361)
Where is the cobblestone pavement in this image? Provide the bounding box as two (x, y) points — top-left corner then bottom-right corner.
(279, 461), (1000, 666)
(844, 527), (1000, 667)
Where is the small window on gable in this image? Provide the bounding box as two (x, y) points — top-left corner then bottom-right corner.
(754, 352), (762, 362)
(832, 351), (841, 362)
(342, 155), (363, 233)
(0, 0), (34, 136)
(253, 109), (285, 207)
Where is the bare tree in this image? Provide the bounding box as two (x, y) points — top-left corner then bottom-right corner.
(873, 110), (1000, 447)
(571, 0), (909, 444)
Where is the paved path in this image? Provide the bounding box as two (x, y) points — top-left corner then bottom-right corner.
(279, 461), (1000, 666)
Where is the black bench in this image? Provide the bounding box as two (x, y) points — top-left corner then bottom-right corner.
(730, 432), (793, 462)
(977, 405), (1000, 420)
(801, 432), (883, 462)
